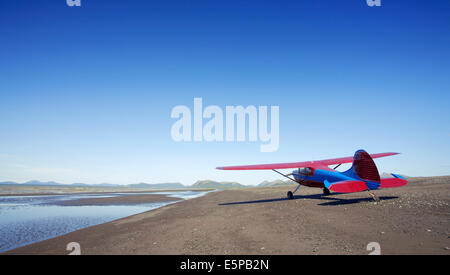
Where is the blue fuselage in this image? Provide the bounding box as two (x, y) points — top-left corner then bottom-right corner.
(292, 169), (355, 188)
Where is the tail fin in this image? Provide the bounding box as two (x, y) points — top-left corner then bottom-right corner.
(353, 150), (381, 182)
(343, 150), (380, 190)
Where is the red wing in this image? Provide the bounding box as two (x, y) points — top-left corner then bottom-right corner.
(216, 152), (399, 170)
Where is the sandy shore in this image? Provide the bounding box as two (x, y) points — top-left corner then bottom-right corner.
(4, 176), (450, 255)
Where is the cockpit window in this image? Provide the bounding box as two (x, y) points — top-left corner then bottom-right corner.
(298, 167), (313, 176)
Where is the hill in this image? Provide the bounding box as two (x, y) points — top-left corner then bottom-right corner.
(0, 180), (185, 189)
(127, 183), (185, 189)
(258, 179), (295, 187)
(191, 180), (247, 189)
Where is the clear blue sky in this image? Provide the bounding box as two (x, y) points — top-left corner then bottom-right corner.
(0, 0), (449, 185)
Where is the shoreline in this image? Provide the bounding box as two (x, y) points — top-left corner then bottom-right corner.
(46, 194), (181, 206)
(2, 176), (449, 197)
(0, 188), (214, 197)
(0, 189), (211, 253)
(4, 177), (449, 255)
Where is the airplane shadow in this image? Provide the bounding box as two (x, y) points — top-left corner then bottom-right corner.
(219, 193), (398, 207)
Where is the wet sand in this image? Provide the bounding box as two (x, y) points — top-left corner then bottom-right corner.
(4, 176), (450, 255)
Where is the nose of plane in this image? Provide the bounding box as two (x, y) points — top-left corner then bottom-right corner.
(292, 170), (302, 180)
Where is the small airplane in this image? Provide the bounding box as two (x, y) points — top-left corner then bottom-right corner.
(217, 149), (408, 201)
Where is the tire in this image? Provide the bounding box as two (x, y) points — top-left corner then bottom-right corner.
(287, 191), (294, 200)
(323, 188), (331, 195)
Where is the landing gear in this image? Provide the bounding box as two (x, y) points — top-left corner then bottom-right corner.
(368, 191), (380, 202)
(287, 183), (301, 200)
(287, 191), (294, 200)
(323, 188), (331, 196)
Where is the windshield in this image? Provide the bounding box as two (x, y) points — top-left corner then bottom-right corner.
(298, 167), (313, 176)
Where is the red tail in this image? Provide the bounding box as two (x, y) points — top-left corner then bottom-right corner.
(353, 150), (380, 183)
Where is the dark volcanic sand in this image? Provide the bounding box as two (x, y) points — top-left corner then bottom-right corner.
(4, 176), (450, 255)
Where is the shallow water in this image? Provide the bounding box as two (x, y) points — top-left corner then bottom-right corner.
(0, 191), (208, 253)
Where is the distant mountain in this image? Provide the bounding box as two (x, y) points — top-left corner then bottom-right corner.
(258, 179), (295, 187)
(0, 181), (19, 185)
(94, 183), (120, 187)
(191, 180), (246, 189)
(0, 172), (414, 190)
(0, 179), (296, 189)
(0, 180), (182, 189)
(0, 180), (74, 186)
(127, 182), (185, 189)
(70, 183), (121, 187)
(70, 183), (90, 187)
(23, 180), (61, 186)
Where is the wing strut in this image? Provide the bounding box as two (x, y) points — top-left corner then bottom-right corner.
(272, 169), (305, 200)
(272, 169), (297, 183)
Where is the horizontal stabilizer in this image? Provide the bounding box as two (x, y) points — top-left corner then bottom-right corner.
(380, 174), (408, 188)
(327, 180), (368, 193)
